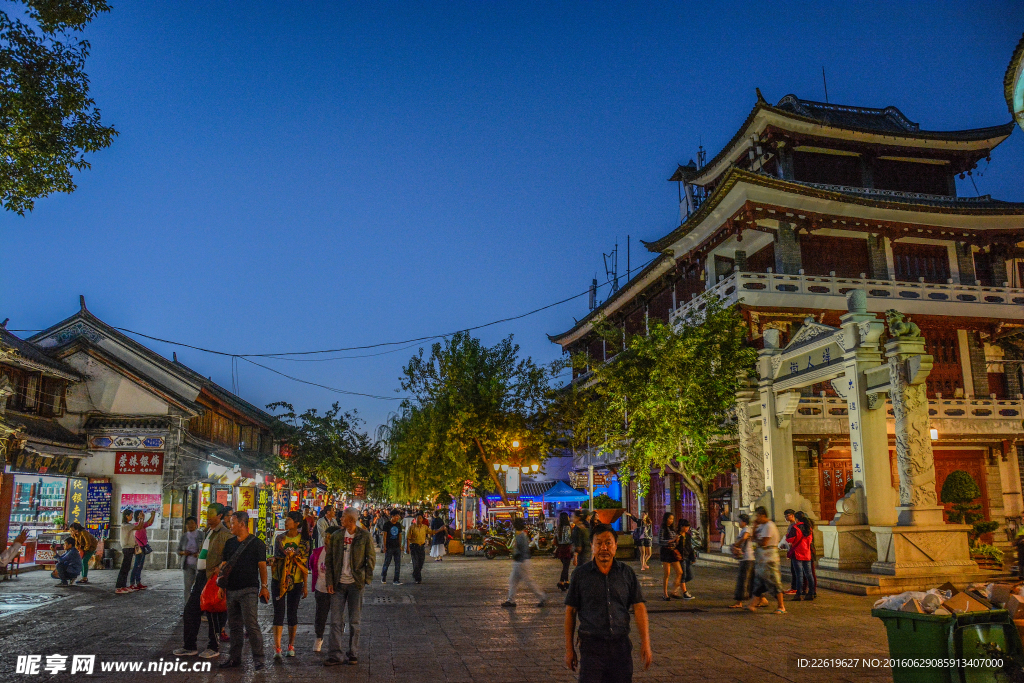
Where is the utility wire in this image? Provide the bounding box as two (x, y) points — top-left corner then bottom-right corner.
(8, 255), (658, 401)
(110, 259), (655, 359)
(237, 356), (406, 401)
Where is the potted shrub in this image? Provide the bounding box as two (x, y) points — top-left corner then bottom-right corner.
(940, 469), (1000, 565)
(584, 494), (625, 525)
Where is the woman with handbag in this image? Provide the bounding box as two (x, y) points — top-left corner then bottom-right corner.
(130, 510), (155, 590)
(553, 512), (573, 591)
(625, 512), (653, 570)
(659, 512), (683, 601)
(271, 511), (310, 660)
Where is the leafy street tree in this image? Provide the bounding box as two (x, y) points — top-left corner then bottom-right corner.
(382, 332), (563, 506)
(267, 401), (386, 499)
(1, 0), (117, 214)
(576, 296), (756, 549)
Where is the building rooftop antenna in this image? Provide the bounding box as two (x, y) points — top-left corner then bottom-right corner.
(822, 66), (829, 104)
(603, 240), (619, 295)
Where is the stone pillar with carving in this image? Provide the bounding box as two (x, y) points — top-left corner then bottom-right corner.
(870, 312), (976, 577)
(819, 290), (891, 572)
(839, 290), (897, 527)
(885, 333), (943, 525)
(736, 391), (764, 511)
(757, 331), (814, 524)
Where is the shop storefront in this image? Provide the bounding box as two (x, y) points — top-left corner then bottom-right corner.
(2, 450), (85, 567)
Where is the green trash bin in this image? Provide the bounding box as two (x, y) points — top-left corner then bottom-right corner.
(872, 608), (1024, 683)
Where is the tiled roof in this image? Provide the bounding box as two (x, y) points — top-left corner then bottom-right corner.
(644, 167), (1024, 253)
(0, 327), (81, 379)
(795, 182), (1024, 210)
(519, 481), (556, 498)
(30, 305), (280, 429)
(4, 412), (87, 447)
(83, 416), (171, 431)
(681, 91), (1014, 189)
(775, 94), (921, 134)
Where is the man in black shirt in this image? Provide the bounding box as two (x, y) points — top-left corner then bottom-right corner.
(380, 509), (404, 585)
(219, 511), (269, 670)
(565, 524), (651, 682)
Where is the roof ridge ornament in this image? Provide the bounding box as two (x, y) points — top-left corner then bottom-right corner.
(79, 295), (87, 312)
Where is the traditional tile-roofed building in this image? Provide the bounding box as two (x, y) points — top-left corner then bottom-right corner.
(20, 299), (286, 568)
(551, 90), (1024, 592)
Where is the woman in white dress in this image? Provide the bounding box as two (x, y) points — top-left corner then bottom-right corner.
(429, 513), (447, 561)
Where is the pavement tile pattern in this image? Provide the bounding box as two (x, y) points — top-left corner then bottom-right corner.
(0, 551), (892, 682)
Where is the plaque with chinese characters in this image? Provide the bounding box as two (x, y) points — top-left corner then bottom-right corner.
(64, 477), (88, 527)
(114, 451), (164, 475)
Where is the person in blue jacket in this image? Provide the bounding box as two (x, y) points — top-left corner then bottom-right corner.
(52, 536), (82, 587)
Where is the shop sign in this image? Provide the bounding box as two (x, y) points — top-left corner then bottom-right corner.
(10, 451), (79, 476)
(238, 486), (256, 512)
(114, 451), (164, 475)
(86, 483), (112, 529)
(90, 435), (164, 450)
(256, 487), (273, 552)
(505, 468), (520, 494)
(199, 483), (211, 515)
(64, 477), (88, 527)
(353, 484), (366, 498)
(569, 471), (609, 489)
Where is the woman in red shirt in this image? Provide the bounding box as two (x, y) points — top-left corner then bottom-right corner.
(790, 512), (816, 601)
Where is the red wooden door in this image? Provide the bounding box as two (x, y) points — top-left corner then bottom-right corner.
(819, 450), (853, 521)
(920, 327), (964, 398)
(892, 243), (951, 284)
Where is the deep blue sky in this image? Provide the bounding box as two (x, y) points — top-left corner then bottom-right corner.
(3, 2), (1022, 431)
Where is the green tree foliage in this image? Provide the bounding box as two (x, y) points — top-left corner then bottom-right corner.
(577, 296), (756, 548)
(1, 0), (117, 213)
(939, 469), (998, 545)
(267, 402), (386, 498)
(382, 332), (563, 504)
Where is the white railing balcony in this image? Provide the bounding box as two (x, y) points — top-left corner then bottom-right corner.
(572, 449), (625, 471)
(670, 271), (1024, 327)
(790, 395), (1024, 436)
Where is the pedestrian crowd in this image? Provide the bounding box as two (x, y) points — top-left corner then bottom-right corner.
(166, 503), (446, 670)
(23, 497), (818, 681)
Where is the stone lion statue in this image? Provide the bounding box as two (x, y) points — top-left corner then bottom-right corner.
(885, 309), (921, 338)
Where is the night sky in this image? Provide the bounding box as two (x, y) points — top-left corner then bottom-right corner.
(3, 1), (1022, 431)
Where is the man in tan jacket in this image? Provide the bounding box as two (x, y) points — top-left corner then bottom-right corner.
(323, 508), (375, 666)
(174, 504), (232, 659)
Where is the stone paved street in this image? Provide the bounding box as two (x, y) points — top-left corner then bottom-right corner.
(0, 552), (893, 682)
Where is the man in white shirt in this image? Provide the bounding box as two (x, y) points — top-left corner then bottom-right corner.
(315, 506), (338, 549)
(747, 506), (785, 614)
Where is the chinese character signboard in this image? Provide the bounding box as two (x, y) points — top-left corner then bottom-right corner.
(64, 477), (87, 527)
(90, 435), (164, 450)
(238, 486), (256, 512)
(569, 471), (609, 489)
(256, 487), (273, 554)
(114, 451), (164, 475)
(86, 482), (112, 530)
